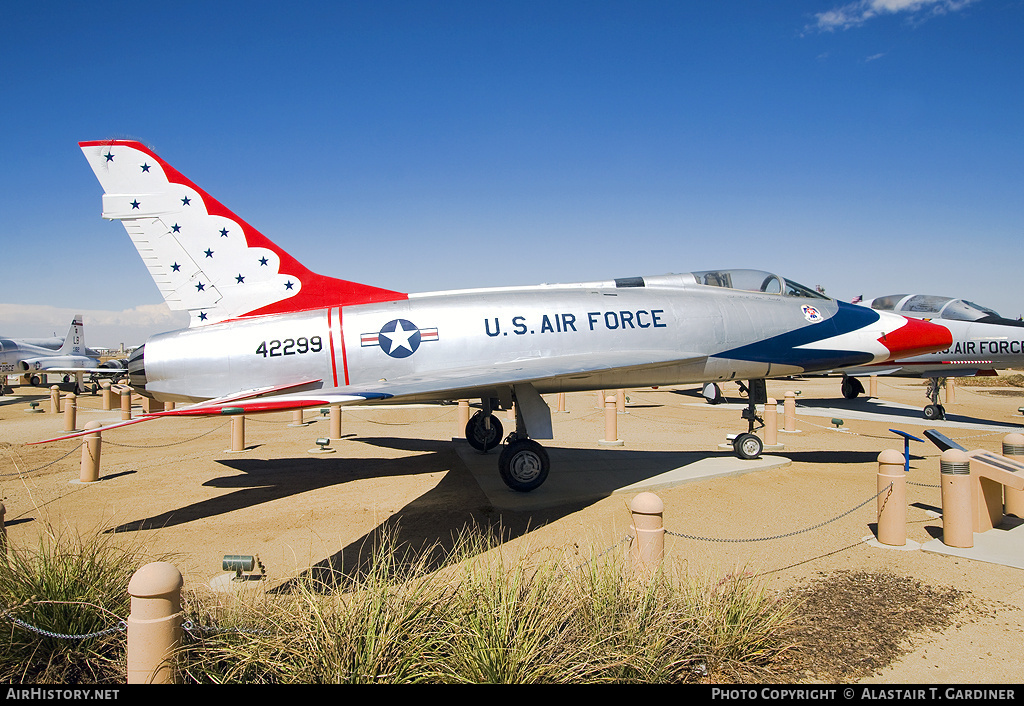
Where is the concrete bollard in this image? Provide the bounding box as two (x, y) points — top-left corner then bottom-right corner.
(617, 389), (626, 414)
(120, 389), (132, 420)
(783, 391), (796, 432)
(63, 393), (77, 433)
(629, 493), (665, 579)
(557, 392), (566, 413)
(1003, 433), (1024, 518)
(765, 398), (778, 446)
(946, 377), (955, 405)
(876, 449), (907, 546)
(101, 381), (114, 410)
(458, 399), (470, 434)
(127, 562), (183, 684)
(940, 449), (973, 549)
(290, 409), (305, 427)
(79, 421), (103, 483)
(599, 393), (623, 446)
(50, 385), (61, 414)
(869, 375), (878, 398)
(330, 404), (342, 440)
(229, 415), (245, 453)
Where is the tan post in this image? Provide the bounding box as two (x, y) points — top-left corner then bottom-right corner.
(127, 562), (183, 684)
(783, 391), (796, 432)
(599, 393), (623, 446)
(946, 377), (955, 405)
(79, 421), (103, 483)
(1003, 433), (1024, 518)
(290, 409), (305, 426)
(50, 385), (61, 414)
(458, 399), (470, 433)
(628, 493), (665, 580)
(940, 449), (973, 548)
(164, 401), (174, 411)
(617, 389), (626, 414)
(557, 392), (566, 413)
(101, 381), (114, 410)
(330, 405), (342, 440)
(596, 390), (604, 408)
(120, 389), (132, 421)
(229, 415), (245, 453)
(876, 449), (906, 546)
(63, 393), (77, 433)
(869, 375), (878, 398)
(765, 398), (777, 446)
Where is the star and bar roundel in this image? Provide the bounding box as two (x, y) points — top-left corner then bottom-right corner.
(360, 319), (438, 358)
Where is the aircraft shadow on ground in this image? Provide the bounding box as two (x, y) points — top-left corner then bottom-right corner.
(794, 396), (1023, 428)
(100, 434), (884, 592)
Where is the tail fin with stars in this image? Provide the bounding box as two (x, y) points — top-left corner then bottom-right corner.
(79, 140), (407, 327)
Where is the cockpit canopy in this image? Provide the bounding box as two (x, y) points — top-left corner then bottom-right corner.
(689, 269), (828, 299)
(869, 294), (1000, 322)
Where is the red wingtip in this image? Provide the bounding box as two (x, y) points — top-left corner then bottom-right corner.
(879, 317), (953, 361)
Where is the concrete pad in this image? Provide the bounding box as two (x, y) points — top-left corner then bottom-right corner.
(455, 440), (790, 511)
(921, 517), (1024, 570)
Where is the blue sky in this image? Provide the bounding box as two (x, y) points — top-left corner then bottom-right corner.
(1, 0), (1021, 346)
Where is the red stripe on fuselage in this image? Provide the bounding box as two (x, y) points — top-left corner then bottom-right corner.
(327, 307), (339, 387)
(339, 307), (351, 386)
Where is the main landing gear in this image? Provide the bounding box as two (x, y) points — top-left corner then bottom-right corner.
(841, 375), (864, 400)
(465, 392), (552, 493)
(923, 378), (946, 421)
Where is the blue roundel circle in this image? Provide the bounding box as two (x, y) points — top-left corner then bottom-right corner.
(378, 319), (422, 358)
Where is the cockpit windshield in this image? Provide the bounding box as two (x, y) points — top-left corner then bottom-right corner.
(689, 269), (828, 299)
(871, 294), (1000, 321)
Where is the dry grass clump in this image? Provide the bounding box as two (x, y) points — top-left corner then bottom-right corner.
(177, 528), (797, 683)
(956, 373), (1024, 388)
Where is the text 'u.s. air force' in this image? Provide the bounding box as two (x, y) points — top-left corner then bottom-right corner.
(484, 310), (666, 337)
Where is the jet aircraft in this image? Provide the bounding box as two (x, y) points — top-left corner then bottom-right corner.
(835, 294), (1024, 420)
(35, 139), (952, 492)
(1, 315), (127, 392)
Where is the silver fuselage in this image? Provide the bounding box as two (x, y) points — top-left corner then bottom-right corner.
(134, 274), (898, 404)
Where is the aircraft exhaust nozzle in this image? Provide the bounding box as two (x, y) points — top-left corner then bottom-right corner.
(128, 345), (148, 392)
(879, 316), (953, 362)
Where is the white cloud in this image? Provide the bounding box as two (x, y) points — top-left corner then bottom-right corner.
(812, 0), (979, 32)
(0, 303), (189, 347)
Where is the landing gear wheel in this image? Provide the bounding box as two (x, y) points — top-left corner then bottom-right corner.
(498, 438), (550, 492)
(923, 404), (946, 421)
(29, 375), (41, 386)
(841, 376), (864, 400)
(703, 382), (724, 405)
(465, 412), (503, 452)
(733, 432), (763, 460)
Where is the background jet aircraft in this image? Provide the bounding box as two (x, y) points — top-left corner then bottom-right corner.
(0, 316), (127, 392)
(835, 294), (1024, 420)
(40, 139), (952, 492)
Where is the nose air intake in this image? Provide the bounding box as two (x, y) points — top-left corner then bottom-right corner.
(128, 345), (148, 391)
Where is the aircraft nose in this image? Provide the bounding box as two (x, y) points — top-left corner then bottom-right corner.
(878, 316), (952, 361)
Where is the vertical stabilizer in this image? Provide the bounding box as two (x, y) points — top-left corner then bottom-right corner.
(79, 140), (407, 327)
(57, 315), (85, 356)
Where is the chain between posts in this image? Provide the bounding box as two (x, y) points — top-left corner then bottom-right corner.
(665, 484), (892, 544)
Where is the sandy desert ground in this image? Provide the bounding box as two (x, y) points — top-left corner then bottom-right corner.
(1, 372), (1022, 684)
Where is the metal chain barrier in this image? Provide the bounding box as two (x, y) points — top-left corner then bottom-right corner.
(104, 420), (231, 448)
(1, 442), (84, 478)
(666, 483), (892, 544)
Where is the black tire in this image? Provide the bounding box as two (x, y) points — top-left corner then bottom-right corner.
(498, 438), (550, 492)
(703, 382), (724, 405)
(733, 432), (763, 460)
(465, 412), (502, 452)
(841, 377), (863, 399)
(923, 404), (945, 421)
